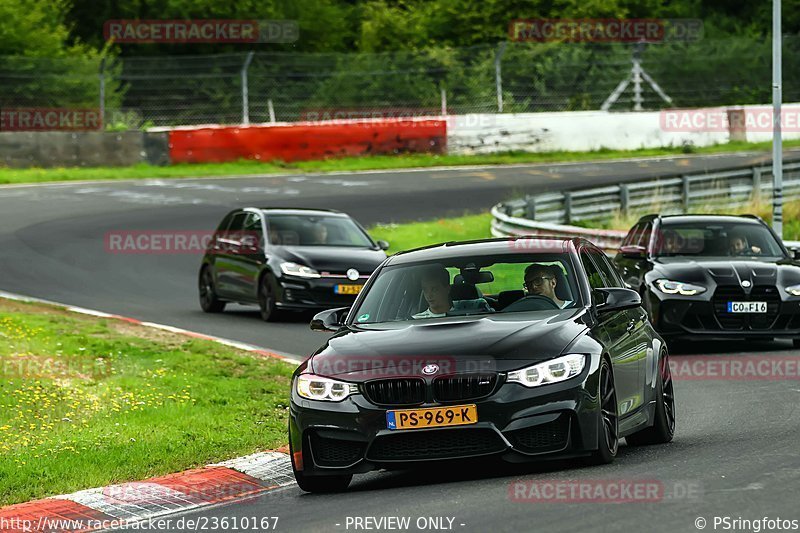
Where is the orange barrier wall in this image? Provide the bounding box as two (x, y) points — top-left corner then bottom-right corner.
(168, 119), (447, 163)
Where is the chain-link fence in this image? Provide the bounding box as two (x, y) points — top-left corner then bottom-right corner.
(2, 37), (799, 128)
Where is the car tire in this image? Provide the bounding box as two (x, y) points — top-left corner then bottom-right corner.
(199, 267), (225, 313)
(626, 350), (676, 446)
(586, 358), (618, 465)
(258, 273), (281, 322)
(794, 339), (800, 349)
(290, 440), (352, 493)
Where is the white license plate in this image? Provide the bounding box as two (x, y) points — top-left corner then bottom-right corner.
(727, 301), (767, 313)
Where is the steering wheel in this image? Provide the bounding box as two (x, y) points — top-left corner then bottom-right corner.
(502, 294), (561, 313)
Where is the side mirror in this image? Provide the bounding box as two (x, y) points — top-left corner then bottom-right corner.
(619, 245), (647, 259)
(595, 288), (642, 313)
(310, 307), (350, 332)
(376, 240), (390, 251)
(791, 248), (800, 261)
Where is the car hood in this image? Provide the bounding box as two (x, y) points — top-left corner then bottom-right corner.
(649, 258), (800, 289)
(307, 309), (590, 379)
(278, 245), (387, 273)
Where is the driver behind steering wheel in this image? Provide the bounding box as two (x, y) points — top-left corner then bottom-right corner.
(523, 264), (573, 309)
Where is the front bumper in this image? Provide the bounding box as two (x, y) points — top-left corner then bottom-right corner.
(289, 376), (601, 477)
(650, 287), (800, 340)
(276, 276), (366, 310)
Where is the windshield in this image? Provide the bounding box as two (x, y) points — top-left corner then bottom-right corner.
(654, 221), (785, 258)
(266, 215), (374, 248)
(350, 253), (581, 325)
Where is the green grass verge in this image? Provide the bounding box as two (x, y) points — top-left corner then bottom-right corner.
(0, 299), (293, 505)
(2, 139), (800, 185)
(369, 213), (493, 254)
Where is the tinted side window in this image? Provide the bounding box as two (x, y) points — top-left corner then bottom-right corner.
(591, 248), (625, 288)
(242, 212), (264, 247)
(227, 213), (246, 232)
(215, 212), (235, 232)
(637, 222), (653, 249)
(580, 251), (605, 290)
(243, 213), (262, 234)
(623, 223), (644, 247)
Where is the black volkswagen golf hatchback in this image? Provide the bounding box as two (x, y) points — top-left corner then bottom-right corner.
(198, 208), (389, 321)
(614, 214), (800, 344)
(289, 237), (675, 492)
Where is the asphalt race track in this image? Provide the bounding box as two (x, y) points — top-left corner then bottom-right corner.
(1, 150), (796, 357)
(2, 151), (800, 532)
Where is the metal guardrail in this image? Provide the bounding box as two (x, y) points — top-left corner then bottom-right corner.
(497, 161), (800, 225)
(491, 162), (800, 253)
(490, 204), (628, 254)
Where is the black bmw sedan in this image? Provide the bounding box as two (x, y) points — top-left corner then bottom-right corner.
(614, 214), (800, 345)
(289, 237), (675, 493)
(198, 208), (389, 321)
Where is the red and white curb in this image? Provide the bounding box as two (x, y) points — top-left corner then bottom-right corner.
(0, 452), (295, 532)
(0, 290), (302, 365)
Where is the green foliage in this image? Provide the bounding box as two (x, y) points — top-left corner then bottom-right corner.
(0, 0), (80, 56)
(44, 0), (800, 57)
(0, 0), (118, 112)
(4, 0), (800, 124)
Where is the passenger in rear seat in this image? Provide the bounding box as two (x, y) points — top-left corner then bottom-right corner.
(411, 265), (494, 319)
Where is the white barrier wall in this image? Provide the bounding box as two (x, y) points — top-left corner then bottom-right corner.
(447, 106), (795, 155)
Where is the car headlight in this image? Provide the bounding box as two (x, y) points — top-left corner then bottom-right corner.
(280, 262), (320, 278)
(506, 354), (586, 388)
(786, 284), (800, 296)
(655, 279), (707, 296)
(295, 374), (358, 402)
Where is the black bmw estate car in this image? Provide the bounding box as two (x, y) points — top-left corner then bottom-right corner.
(614, 214), (800, 344)
(198, 208), (389, 321)
(289, 237), (675, 492)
